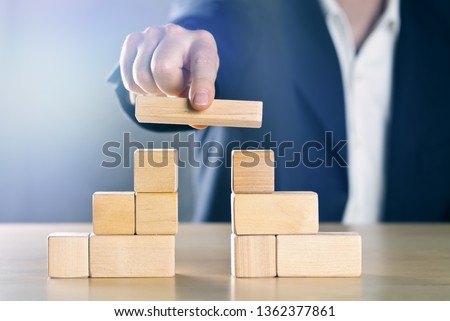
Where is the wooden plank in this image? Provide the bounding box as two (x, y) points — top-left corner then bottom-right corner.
(92, 192), (135, 235)
(134, 149), (178, 193)
(277, 233), (362, 277)
(232, 150), (274, 193)
(136, 192), (178, 235)
(89, 235), (175, 277)
(135, 96), (263, 128)
(48, 233), (89, 278)
(232, 192), (319, 235)
(231, 234), (276, 278)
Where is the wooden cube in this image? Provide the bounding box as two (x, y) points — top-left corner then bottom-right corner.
(89, 235), (175, 277)
(136, 192), (178, 235)
(92, 192), (135, 235)
(232, 192), (319, 235)
(134, 149), (178, 192)
(232, 150), (274, 193)
(48, 233), (89, 278)
(277, 233), (362, 277)
(231, 234), (276, 278)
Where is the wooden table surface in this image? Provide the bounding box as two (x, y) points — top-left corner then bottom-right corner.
(0, 223), (449, 301)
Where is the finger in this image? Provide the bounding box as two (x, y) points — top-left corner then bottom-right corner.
(132, 27), (164, 95)
(189, 124), (209, 130)
(188, 30), (219, 111)
(119, 32), (146, 95)
(151, 25), (190, 96)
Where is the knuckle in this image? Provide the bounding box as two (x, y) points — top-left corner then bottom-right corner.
(192, 54), (218, 71)
(164, 23), (184, 35)
(195, 29), (215, 43)
(193, 55), (213, 66)
(151, 59), (174, 77)
(143, 26), (161, 39)
(143, 26), (156, 34)
(124, 32), (142, 46)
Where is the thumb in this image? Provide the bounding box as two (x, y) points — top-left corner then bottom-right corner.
(188, 36), (219, 111)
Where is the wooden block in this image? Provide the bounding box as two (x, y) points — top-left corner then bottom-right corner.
(231, 234), (276, 278)
(232, 150), (274, 193)
(135, 96), (263, 128)
(89, 235), (175, 277)
(232, 192), (319, 235)
(136, 193), (178, 235)
(277, 233), (362, 277)
(134, 149), (178, 192)
(93, 192), (135, 235)
(48, 233), (89, 278)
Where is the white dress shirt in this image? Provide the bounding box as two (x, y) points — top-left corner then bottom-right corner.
(319, 0), (401, 224)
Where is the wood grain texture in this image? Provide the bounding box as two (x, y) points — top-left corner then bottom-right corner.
(89, 235), (175, 277)
(134, 149), (178, 193)
(232, 150), (274, 193)
(136, 192), (178, 235)
(4, 224), (450, 300)
(135, 96), (263, 128)
(277, 233), (362, 277)
(232, 192), (319, 235)
(231, 234), (276, 278)
(48, 233), (89, 278)
(92, 192), (135, 235)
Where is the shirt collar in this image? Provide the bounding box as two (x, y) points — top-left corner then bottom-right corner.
(381, 0), (401, 34)
(319, 0), (343, 18)
(319, 0), (401, 35)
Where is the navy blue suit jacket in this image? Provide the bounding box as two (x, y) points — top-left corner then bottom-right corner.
(110, 0), (450, 222)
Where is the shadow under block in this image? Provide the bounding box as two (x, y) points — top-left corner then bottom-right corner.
(232, 192), (319, 235)
(277, 233), (362, 277)
(92, 192), (135, 235)
(231, 234), (276, 278)
(232, 150), (274, 193)
(134, 149), (178, 193)
(89, 235), (175, 277)
(135, 96), (263, 128)
(48, 233), (89, 278)
(135, 192), (178, 235)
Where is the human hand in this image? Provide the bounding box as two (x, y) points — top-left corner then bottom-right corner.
(120, 23), (219, 119)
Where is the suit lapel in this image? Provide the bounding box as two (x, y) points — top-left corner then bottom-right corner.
(383, 0), (450, 221)
(283, 0), (347, 147)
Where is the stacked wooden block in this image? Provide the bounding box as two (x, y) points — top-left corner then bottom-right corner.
(48, 149), (177, 278)
(231, 150), (361, 278)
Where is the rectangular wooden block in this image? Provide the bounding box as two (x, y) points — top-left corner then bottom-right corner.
(232, 150), (274, 193)
(134, 149), (178, 192)
(93, 192), (135, 235)
(232, 192), (319, 235)
(135, 96), (263, 128)
(277, 233), (362, 277)
(231, 234), (276, 278)
(89, 235), (175, 277)
(136, 192), (178, 235)
(48, 233), (89, 278)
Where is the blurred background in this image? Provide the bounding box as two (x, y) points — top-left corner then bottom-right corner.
(0, 0), (197, 222)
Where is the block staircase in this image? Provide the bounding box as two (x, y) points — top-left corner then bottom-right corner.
(48, 149), (178, 278)
(231, 150), (362, 277)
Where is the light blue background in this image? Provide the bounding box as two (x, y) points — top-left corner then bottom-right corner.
(0, 0), (196, 222)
